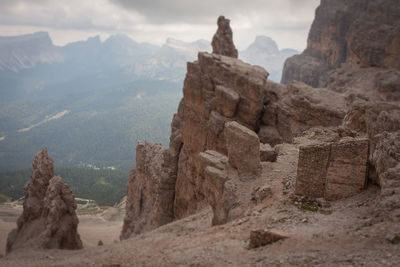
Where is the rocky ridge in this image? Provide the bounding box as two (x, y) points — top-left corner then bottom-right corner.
(121, 9), (400, 241)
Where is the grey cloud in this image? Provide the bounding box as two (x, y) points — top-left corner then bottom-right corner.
(110, 0), (320, 24)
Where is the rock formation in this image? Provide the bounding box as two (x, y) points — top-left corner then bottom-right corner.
(122, 6), (400, 240)
(211, 16), (238, 58)
(6, 147), (82, 253)
(120, 141), (173, 240)
(281, 0), (400, 102)
(121, 49), (348, 239)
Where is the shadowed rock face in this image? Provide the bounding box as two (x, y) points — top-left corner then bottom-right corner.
(282, 0), (400, 93)
(120, 141), (173, 240)
(6, 147), (82, 253)
(211, 16), (238, 58)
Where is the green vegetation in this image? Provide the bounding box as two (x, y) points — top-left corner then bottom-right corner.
(292, 196), (333, 215)
(0, 167), (128, 206)
(0, 79), (182, 172)
(0, 193), (10, 203)
(390, 235), (400, 245)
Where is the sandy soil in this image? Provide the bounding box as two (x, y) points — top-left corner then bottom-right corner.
(1, 144), (399, 266)
(0, 205), (123, 257)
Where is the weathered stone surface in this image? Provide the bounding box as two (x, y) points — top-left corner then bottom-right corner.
(225, 121), (261, 178)
(343, 102), (400, 140)
(197, 150), (238, 225)
(121, 141), (173, 240)
(251, 186), (272, 204)
(258, 126), (283, 146)
(174, 51), (270, 219)
(295, 138), (369, 200)
(324, 139), (369, 200)
(249, 229), (289, 248)
(276, 81), (347, 142)
(7, 148), (82, 253)
(211, 16), (238, 58)
(373, 133), (400, 219)
(198, 150), (228, 173)
(295, 143), (331, 198)
(376, 69), (400, 102)
(260, 143), (277, 162)
(282, 0), (400, 88)
(372, 132), (400, 185)
(41, 176), (82, 249)
(215, 85), (239, 118)
(378, 163), (400, 217)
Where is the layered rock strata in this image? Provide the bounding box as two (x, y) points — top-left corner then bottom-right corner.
(7, 147), (82, 253)
(121, 12), (399, 239)
(120, 141), (173, 240)
(281, 0), (400, 103)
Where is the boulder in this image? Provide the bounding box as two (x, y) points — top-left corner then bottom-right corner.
(211, 16), (238, 58)
(224, 121), (261, 178)
(249, 229), (289, 248)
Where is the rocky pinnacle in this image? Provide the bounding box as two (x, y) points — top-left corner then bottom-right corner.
(211, 16), (238, 58)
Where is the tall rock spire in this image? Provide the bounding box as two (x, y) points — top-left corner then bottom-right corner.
(211, 16), (238, 58)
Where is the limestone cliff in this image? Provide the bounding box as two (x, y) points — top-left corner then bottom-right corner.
(121, 16), (357, 239)
(281, 0), (400, 102)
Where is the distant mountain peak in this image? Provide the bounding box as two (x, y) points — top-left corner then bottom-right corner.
(0, 31), (62, 72)
(249, 35), (279, 54)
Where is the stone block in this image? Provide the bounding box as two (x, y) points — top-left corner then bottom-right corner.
(324, 138), (368, 200)
(295, 143), (331, 198)
(215, 85), (240, 118)
(224, 121), (261, 178)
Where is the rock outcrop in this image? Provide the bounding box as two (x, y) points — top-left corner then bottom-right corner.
(120, 141), (173, 240)
(211, 16), (238, 58)
(121, 9), (400, 239)
(121, 15), (365, 239)
(281, 0), (400, 100)
(7, 147), (82, 253)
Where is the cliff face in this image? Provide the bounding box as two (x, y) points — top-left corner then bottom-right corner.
(121, 16), (359, 240)
(122, 3), (400, 240)
(282, 0), (400, 93)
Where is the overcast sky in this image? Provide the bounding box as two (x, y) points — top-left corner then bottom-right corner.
(0, 0), (320, 51)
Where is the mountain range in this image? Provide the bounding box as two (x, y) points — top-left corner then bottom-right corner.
(0, 32), (298, 172)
